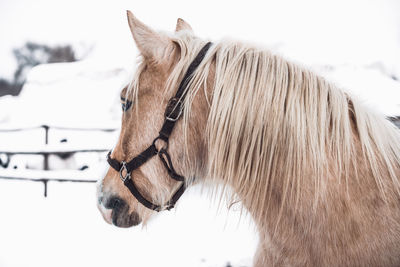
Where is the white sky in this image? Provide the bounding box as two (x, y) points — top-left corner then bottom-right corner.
(1, 0), (399, 80)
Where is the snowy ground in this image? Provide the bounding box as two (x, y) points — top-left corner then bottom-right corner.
(0, 180), (257, 267)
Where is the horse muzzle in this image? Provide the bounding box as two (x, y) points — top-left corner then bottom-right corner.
(97, 196), (142, 228)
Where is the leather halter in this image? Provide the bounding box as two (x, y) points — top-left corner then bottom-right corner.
(107, 42), (212, 212)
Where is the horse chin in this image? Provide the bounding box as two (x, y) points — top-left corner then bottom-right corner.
(111, 210), (142, 228)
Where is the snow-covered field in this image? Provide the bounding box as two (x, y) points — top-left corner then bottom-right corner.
(0, 180), (257, 267)
(1, 0), (400, 266)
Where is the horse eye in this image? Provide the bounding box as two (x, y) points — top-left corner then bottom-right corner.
(121, 97), (132, 112)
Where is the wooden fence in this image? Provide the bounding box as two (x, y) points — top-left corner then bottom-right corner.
(0, 124), (117, 197)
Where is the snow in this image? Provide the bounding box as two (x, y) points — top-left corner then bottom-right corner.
(0, 96), (19, 123)
(11, 60), (127, 127)
(316, 65), (400, 117)
(0, 180), (257, 267)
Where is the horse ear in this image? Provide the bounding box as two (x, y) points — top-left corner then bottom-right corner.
(127, 11), (172, 61)
(175, 18), (193, 33)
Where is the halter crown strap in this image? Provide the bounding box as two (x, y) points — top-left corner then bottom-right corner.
(107, 42), (212, 212)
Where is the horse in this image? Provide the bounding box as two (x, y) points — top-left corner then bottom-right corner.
(97, 11), (400, 266)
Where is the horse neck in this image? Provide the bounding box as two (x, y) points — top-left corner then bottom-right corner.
(188, 52), (400, 234)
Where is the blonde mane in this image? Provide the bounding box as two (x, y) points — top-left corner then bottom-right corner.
(129, 32), (400, 225)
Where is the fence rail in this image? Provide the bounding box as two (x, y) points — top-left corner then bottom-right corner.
(1, 146), (110, 155)
(0, 123), (118, 132)
(0, 171), (97, 197)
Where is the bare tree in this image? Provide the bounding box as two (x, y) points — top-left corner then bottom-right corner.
(0, 42), (78, 97)
(13, 42), (77, 84)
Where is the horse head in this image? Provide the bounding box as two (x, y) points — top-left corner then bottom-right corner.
(97, 11), (210, 227)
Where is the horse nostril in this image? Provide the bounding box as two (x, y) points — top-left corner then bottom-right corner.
(106, 197), (125, 210)
(112, 198), (121, 208)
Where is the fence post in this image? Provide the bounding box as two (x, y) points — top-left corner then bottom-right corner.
(42, 125), (49, 170)
(43, 180), (48, 197)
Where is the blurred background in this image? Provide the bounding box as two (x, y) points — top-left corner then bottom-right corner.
(0, 0), (399, 266)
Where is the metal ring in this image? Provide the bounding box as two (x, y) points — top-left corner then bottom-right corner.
(152, 136), (169, 152)
(119, 161), (131, 182)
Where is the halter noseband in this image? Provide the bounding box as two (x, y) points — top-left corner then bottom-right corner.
(107, 42), (212, 212)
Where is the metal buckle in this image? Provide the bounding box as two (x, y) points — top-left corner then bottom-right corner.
(119, 161), (131, 182)
(154, 204), (173, 212)
(166, 204), (174, 211)
(165, 98), (183, 122)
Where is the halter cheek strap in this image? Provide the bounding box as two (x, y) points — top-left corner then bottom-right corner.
(107, 42), (212, 212)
